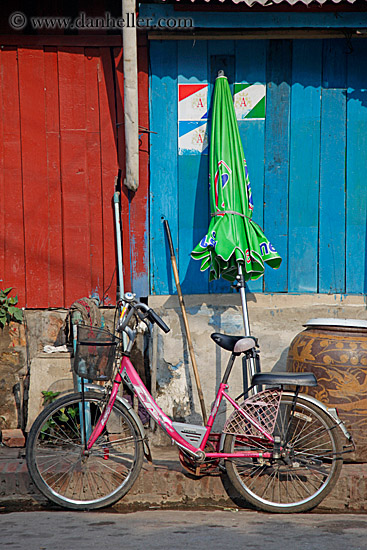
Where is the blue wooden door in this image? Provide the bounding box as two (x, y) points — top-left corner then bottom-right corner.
(149, 38), (367, 296)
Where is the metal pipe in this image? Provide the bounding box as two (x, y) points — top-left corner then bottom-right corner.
(122, 0), (139, 192)
(113, 185), (128, 351)
(237, 264), (258, 393)
(113, 189), (125, 302)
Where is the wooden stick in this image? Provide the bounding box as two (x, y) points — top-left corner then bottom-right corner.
(164, 220), (208, 425)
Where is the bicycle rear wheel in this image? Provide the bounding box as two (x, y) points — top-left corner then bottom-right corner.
(224, 394), (343, 513)
(26, 391), (144, 510)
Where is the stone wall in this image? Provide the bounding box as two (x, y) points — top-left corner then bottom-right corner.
(0, 323), (27, 430)
(0, 308), (118, 430)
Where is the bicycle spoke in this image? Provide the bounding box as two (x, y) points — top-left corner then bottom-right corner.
(224, 395), (342, 512)
(27, 392), (143, 509)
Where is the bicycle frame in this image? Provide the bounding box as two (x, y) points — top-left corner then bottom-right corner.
(86, 354), (275, 460)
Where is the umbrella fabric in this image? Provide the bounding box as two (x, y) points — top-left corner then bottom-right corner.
(191, 75), (282, 282)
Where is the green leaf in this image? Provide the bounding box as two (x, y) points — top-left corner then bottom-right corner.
(0, 288), (22, 326)
(10, 308), (23, 322)
(14, 310), (23, 322)
(41, 390), (60, 405)
(67, 407), (77, 419)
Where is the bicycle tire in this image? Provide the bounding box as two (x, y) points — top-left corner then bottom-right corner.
(223, 394), (343, 513)
(26, 391), (144, 510)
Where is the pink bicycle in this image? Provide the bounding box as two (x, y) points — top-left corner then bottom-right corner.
(26, 293), (354, 513)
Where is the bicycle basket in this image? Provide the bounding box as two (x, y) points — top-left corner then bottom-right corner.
(74, 325), (118, 381)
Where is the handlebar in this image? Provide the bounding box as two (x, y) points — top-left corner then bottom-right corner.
(117, 293), (170, 334)
(147, 308), (170, 333)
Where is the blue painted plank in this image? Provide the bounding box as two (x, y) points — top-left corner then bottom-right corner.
(178, 40), (207, 83)
(149, 40), (178, 295)
(178, 41), (209, 294)
(236, 40), (266, 293)
(178, 155), (210, 294)
(288, 40), (322, 293)
(346, 39), (367, 294)
(208, 42), (235, 293)
(140, 4), (367, 29)
(208, 40), (235, 58)
(319, 40), (346, 294)
(264, 40), (292, 293)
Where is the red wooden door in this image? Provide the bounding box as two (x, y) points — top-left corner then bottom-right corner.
(0, 38), (149, 308)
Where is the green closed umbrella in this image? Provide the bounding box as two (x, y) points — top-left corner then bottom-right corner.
(192, 72), (281, 351)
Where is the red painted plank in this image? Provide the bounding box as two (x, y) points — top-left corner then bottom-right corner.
(85, 47), (104, 301)
(0, 36), (123, 47)
(1, 48), (26, 305)
(131, 41), (150, 297)
(59, 47), (87, 131)
(18, 48), (49, 307)
(44, 47), (64, 307)
(98, 48), (119, 305)
(58, 48), (91, 306)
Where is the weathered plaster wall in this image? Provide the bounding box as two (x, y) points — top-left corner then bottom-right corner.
(2, 295), (367, 436)
(149, 293), (367, 430)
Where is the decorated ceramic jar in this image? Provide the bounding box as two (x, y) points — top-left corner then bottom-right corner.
(286, 319), (367, 462)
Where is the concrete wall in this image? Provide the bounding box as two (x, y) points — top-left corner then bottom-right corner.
(148, 293), (367, 430)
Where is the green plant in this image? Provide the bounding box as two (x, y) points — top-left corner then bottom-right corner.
(0, 287), (23, 329)
(41, 390), (61, 406)
(40, 401), (79, 439)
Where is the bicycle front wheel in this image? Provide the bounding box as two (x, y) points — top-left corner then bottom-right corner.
(26, 391), (144, 510)
(224, 394), (343, 513)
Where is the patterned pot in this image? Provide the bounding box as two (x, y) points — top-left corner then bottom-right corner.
(286, 319), (367, 462)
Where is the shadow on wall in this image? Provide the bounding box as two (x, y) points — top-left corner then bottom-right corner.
(271, 347), (289, 373)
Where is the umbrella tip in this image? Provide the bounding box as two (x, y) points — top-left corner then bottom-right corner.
(217, 70), (225, 78)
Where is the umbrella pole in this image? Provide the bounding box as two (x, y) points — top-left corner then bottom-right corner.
(237, 264), (259, 394)
(164, 220), (208, 425)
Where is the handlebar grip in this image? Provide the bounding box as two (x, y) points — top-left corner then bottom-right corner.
(148, 309), (170, 333)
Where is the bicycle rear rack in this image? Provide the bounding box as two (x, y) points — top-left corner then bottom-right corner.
(223, 388), (282, 438)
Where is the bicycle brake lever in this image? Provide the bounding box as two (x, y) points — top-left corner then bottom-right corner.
(135, 309), (152, 335)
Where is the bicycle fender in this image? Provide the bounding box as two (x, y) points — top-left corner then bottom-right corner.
(282, 391), (353, 443)
(84, 383), (146, 441)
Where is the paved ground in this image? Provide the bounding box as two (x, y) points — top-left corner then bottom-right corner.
(1, 510), (367, 550)
(1, 443), (367, 513)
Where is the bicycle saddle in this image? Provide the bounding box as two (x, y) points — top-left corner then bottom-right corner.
(252, 372), (317, 387)
(211, 333), (257, 353)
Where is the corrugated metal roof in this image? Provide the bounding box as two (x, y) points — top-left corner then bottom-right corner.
(173, 0), (358, 5)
